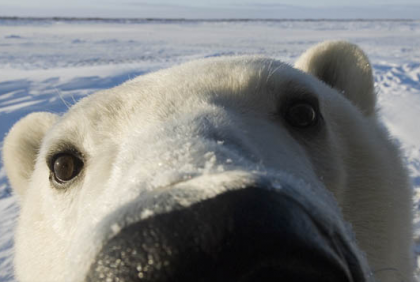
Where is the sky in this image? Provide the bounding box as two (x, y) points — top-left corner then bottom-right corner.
(1, 0), (420, 19)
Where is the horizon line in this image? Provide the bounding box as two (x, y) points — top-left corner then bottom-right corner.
(0, 16), (418, 22)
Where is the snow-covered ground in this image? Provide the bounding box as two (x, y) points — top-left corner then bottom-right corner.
(0, 18), (419, 281)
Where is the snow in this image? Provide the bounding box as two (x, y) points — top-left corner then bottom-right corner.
(0, 18), (420, 281)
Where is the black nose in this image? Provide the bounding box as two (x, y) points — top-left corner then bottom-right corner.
(86, 186), (364, 282)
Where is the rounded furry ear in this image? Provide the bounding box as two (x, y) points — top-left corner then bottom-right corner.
(295, 41), (375, 116)
(2, 112), (58, 198)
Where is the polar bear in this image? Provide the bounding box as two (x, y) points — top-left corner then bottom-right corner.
(3, 41), (414, 282)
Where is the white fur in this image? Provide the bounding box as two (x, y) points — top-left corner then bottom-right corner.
(3, 41), (413, 282)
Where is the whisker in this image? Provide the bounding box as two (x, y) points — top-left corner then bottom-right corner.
(70, 92), (77, 105)
(266, 64), (283, 84)
(55, 89), (73, 110)
(370, 267), (407, 282)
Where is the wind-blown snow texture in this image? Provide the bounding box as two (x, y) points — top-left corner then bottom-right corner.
(0, 18), (419, 281)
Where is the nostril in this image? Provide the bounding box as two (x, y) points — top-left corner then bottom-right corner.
(86, 187), (363, 282)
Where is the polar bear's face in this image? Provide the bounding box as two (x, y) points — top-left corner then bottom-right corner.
(3, 41), (413, 282)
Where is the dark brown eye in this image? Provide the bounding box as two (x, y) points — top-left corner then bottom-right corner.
(285, 102), (319, 128)
(52, 154), (83, 183)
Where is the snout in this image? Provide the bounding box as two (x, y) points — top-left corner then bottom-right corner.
(86, 186), (365, 282)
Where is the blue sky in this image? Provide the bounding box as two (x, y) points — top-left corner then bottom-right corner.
(1, 0), (420, 19)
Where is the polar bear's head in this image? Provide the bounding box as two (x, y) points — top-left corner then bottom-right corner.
(3, 41), (413, 282)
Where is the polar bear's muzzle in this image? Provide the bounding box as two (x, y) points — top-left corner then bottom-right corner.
(85, 185), (366, 282)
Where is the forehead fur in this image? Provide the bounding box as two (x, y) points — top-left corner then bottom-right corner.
(51, 56), (330, 141)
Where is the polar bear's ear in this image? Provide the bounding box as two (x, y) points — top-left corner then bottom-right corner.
(295, 41), (375, 116)
(3, 112), (58, 198)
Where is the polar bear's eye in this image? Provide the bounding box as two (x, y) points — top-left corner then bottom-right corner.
(285, 102), (319, 128)
(51, 153), (83, 184)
